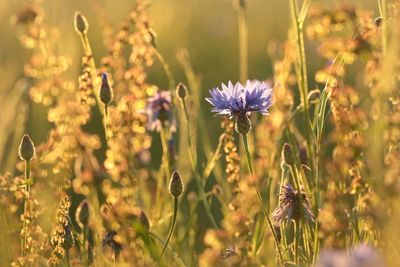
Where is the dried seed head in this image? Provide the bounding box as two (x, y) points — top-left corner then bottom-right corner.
(235, 112), (252, 136)
(176, 83), (188, 100)
(139, 210), (150, 231)
(75, 200), (90, 229)
(169, 170), (184, 198)
(100, 73), (113, 105)
(19, 134), (35, 161)
(74, 12), (88, 34)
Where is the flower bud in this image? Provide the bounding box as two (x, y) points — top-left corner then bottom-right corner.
(308, 89), (321, 104)
(74, 12), (88, 34)
(281, 143), (294, 166)
(169, 170), (184, 198)
(75, 200), (90, 229)
(139, 210), (150, 231)
(63, 225), (75, 251)
(373, 17), (383, 27)
(19, 134), (35, 161)
(176, 83), (188, 100)
(100, 73), (113, 105)
(235, 113), (251, 136)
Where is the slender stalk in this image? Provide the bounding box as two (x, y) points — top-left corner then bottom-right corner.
(160, 127), (171, 181)
(241, 134), (284, 266)
(294, 220), (300, 264)
(149, 231), (187, 267)
(237, 1), (248, 83)
(179, 98), (218, 229)
(290, 0), (313, 171)
(160, 197), (178, 257)
(153, 48), (176, 92)
(21, 159), (31, 257)
(66, 249), (71, 267)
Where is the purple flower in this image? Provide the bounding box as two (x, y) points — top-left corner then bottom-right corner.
(145, 91), (176, 132)
(206, 80), (272, 135)
(206, 80), (272, 117)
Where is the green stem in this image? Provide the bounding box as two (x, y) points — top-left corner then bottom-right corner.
(294, 220), (300, 264)
(180, 99), (218, 229)
(154, 48), (175, 92)
(241, 134), (284, 266)
(66, 249), (71, 267)
(21, 160), (31, 257)
(237, 2), (248, 83)
(160, 197), (179, 257)
(160, 127), (171, 181)
(149, 231), (186, 267)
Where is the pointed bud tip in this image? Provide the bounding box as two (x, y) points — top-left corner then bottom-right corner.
(176, 83), (188, 100)
(100, 73), (113, 105)
(19, 134), (35, 161)
(169, 170), (184, 198)
(74, 11), (88, 34)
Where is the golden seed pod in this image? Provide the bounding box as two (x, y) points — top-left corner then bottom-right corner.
(75, 200), (90, 229)
(176, 82), (188, 100)
(19, 134), (35, 161)
(100, 73), (113, 105)
(169, 170), (184, 198)
(74, 12), (88, 34)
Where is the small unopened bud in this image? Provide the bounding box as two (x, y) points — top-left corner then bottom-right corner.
(74, 12), (88, 34)
(100, 73), (113, 105)
(19, 134), (35, 161)
(102, 231), (122, 259)
(281, 143), (294, 166)
(308, 89), (321, 104)
(139, 210), (150, 231)
(235, 113), (251, 136)
(373, 17), (383, 27)
(169, 170), (184, 198)
(75, 200), (90, 229)
(176, 83), (188, 100)
(63, 225), (75, 251)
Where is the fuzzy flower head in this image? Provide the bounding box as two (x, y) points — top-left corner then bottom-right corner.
(206, 80), (272, 135)
(145, 90), (176, 132)
(271, 183), (315, 223)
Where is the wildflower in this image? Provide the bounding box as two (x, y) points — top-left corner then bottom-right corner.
(271, 184), (315, 223)
(206, 81), (272, 135)
(317, 244), (385, 267)
(169, 170), (184, 198)
(145, 90), (176, 132)
(19, 134), (35, 161)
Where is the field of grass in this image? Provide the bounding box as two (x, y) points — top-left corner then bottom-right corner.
(0, 0), (399, 266)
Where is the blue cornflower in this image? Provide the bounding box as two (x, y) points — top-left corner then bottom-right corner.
(145, 90), (176, 132)
(206, 80), (272, 135)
